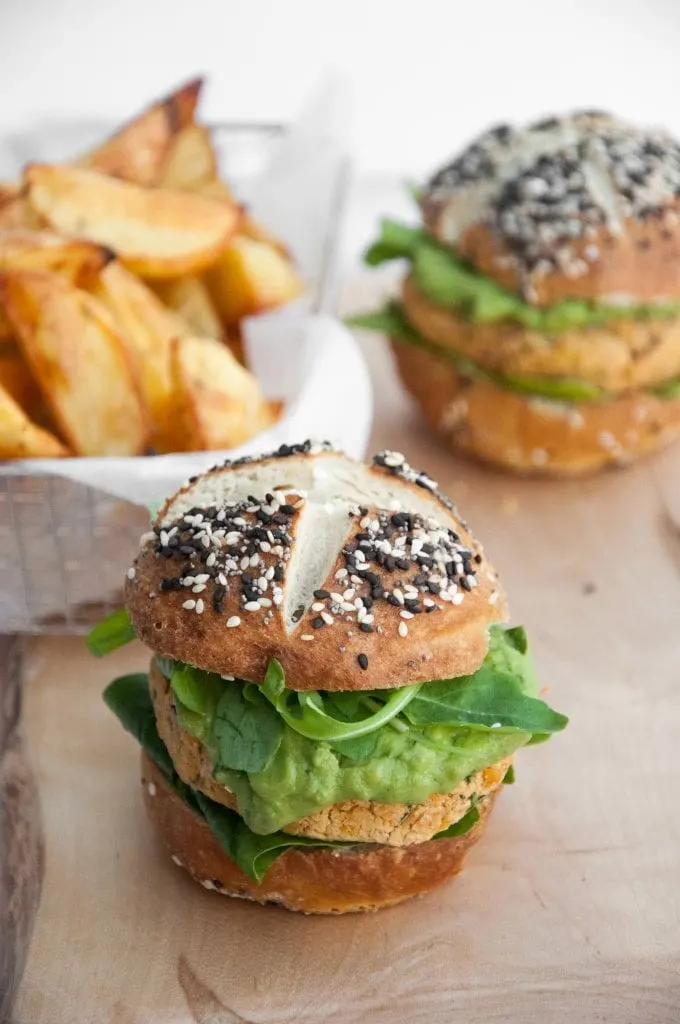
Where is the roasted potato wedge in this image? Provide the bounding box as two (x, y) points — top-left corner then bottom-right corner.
(205, 235), (304, 324)
(193, 178), (237, 204)
(0, 381), (69, 459)
(0, 342), (43, 411)
(171, 334), (280, 450)
(0, 270), (149, 456)
(24, 164), (241, 279)
(152, 276), (223, 340)
(240, 211), (291, 259)
(77, 78), (203, 186)
(0, 230), (113, 286)
(93, 260), (189, 450)
(158, 124), (218, 191)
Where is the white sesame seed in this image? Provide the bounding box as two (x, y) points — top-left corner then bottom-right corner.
(331, 592), (343, 604)
(392, 589), (404, 605)
(126, 567), (136, 580)
(244, 601), (261, 612)
(194, 574), (210, 584)
(226, 532), (241, 545)
(266, 567), (275, 581)
(217, 573), (227, 586)
(357, 606), (367, 621)
(201, 536), (210, 549)
(192, 584), (206, 594)
(195, 599), (205, 614)
(353, 597), (363, 609)
(300, 634), (314, 641)
(259, 597), (272, 608)
(260, 541), (271, 553)
(335, 568), (348, 580)
(489, 591), (499, 605)
(423, 598), (435, 608)
(273, 593), (283, 606)
(384, 451), (405, 467)
(398, 621), (408, 637)
(344, 589), (356, 601)
(312, 602), (325, 612)
(321, 612), (334, 625)
(206, 552), (217, 567)
(171, 855), (183, 867)
(233, 517), (246, 526)
(201, 879), (216, 890)
(452, 593), (464, 605)
(341, 602), (355, 613)
(354, 549), (366, 563)
(258, 576), (268, 590)
(240, 556), (250, 571)
(400, 610), (414, 619)
(226, 616), (241, 628)
(182, 599), (196, 610)
(216, 510), (226, 522)
(160, 530), (169, 547)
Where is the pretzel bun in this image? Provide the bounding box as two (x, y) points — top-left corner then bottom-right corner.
(141, 751), (496, 915)
(421, 111), (680, 306)
(126, 443), (507, 691)
(391, 338), (680, 476)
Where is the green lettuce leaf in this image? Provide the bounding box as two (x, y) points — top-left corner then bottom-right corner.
(86, 608), (136, 657)
(103, 673), (174, 778)
(363, 218), (680, 330)
(349, 301), (680, 404)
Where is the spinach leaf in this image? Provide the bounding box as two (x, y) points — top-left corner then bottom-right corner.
(210, 681), (284, 773)
(433, 805), (480, 839)
(170, 663), (225, 717)
(503, 764), (516, 785)
(194, 793), (354, 884)
(363, 218), (424, 265)
(86, 608), (136, 657)
(103, 673), (173, 778)
(487, 624), (538, 696)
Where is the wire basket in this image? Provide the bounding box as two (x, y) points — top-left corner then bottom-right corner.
(0, 122), (351, 633)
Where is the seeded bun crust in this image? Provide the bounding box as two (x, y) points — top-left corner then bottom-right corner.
(148, 659), (511, 845)
(126, 445), (507, 691)
(402, 275), (680, 394)
(141, 751), (496, 914)
(391, 339), (680, 476)
(422, 111), (680, 306)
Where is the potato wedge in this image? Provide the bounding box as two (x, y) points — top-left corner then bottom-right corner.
(240, 211), (291, 259)
(0, 269), (148, 456)
(151, 276), (223, 340)
(193, 178), (237, 204)
(0, 230), (113, 286)
(77, 77), (203, 186)
(171, 334), (280, 451)
(93, 260), (189, 450)
(204, 235), (304, 324)
(0, 342), (43, 411)
(0, 381), (69, 459)
(157, 124), (217, 191)
(24, 164), (241, 279)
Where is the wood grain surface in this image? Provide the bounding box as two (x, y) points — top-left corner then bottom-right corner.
(10, 271), (680, 1023)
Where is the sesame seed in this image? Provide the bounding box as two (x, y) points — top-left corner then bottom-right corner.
(244, 601), (261, 612)
(192, 584), (206, 593)
(357, 653), (369, 670)
(195, 599), (204, 614)
(398, 622), (408, 638)
(226, 616), (241, 628)
(312, 616), (325, 629)
(321, 612), (334, 625)
(400, 610), (414, 619)
(182, 599), (196, 610)
(126, 567), (136, 580)
(301, 634), (314, 641)
(489, 591), (499, 605)
(148, 782), (157, 796)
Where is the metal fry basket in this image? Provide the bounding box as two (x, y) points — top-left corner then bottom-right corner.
(0, 122), (351, 633)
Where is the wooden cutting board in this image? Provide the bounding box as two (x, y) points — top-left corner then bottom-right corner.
(10, 273), (680, 1024)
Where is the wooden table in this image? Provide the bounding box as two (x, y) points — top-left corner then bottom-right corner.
(9, 271), (680, 1023)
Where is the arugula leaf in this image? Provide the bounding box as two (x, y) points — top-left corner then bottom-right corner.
(211, 681), (284, 773)
(86, 608), (136, 657)
(503, 764), (516, 785)
(363, 218), (424, 266)
(433, 805), (481, 839)
(260, 659), (422, 742)
(103, 673), (174, 777)
(194, 793), (353, 883)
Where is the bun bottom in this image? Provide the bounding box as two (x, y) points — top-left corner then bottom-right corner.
(391, 339), (680, 476)
(141, 752), (495, 915)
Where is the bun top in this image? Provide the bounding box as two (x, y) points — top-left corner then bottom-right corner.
(126, 442), (506, 691)
(421, 111), (680, 307)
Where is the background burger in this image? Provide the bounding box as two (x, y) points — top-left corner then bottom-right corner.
(351, 112), (680, 475)
(90, 441), (567, 914)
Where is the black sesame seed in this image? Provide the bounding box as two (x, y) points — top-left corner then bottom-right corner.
(385, 555), (396, 572)
(314, 588), (330, 599)
(474, 553), (482, 564)
(312, 617), (325, 629)
(273, 566), (284, 582)
(180, 545), (195, 556)
(396, 558), (410, 571)
(357, 654), (369, 670)
(427, 581), (440, 594)
(460, 577), (472, 592)
(279, 504), (295, 515)
(359, 622), (373, 633)
(387, 594), (401, 607)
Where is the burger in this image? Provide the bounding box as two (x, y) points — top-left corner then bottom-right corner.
(350, 112), (680, 475)
(89, 441), (567, 913)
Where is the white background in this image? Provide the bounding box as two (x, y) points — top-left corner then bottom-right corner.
(1, 0), (679, 176)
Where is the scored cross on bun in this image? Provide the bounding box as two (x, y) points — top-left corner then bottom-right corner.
(126, 441), (506, 691)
